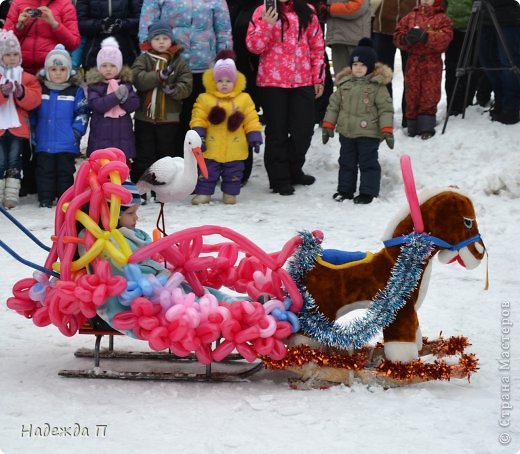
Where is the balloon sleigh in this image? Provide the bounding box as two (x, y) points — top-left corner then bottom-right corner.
(2, 150), (485, 387)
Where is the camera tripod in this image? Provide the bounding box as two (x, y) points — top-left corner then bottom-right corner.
(442, 0), (520, 133)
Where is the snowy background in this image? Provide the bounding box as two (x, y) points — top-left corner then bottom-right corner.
(1, 62), (520, 454)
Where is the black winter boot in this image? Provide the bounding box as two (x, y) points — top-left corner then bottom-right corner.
(353, 194), (374, 204)
(407, 119), (418, 137)
(417, 115), (436, 137)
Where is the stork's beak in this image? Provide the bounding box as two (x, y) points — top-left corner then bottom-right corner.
(192, 146), (209, 179)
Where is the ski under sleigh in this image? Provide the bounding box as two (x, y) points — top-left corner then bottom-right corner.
(2, 138), (486, 387)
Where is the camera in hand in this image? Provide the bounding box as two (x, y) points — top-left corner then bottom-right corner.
(27, 8), (42, 18)
(264, 0), (277, 14)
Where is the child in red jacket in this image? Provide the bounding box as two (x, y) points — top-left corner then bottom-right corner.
(0, 30), (41, 208)
(394, 0), (453, 139)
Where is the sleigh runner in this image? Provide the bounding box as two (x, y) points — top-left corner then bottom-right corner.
(3, 150), (485, 387)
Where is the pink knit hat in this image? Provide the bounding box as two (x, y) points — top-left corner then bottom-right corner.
(97, 37), (123, 73)
(213, 49), (237, 84)
(0, 30), (22, 66)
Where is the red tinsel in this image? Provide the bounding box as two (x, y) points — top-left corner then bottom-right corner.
(263, 335), (479, 385)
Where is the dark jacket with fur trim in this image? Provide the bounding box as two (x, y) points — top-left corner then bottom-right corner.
(131, 44), (193, 123)
(85, 66), (139, 159)
(323, 63), (393, 139)
(189, 69), (261, 163)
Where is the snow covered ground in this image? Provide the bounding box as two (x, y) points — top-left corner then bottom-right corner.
(1, 64), (520, 454)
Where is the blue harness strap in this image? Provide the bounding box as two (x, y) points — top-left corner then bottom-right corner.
(383, 233), (482, 251)
(0, 205), (51, 252)
(0, 240), (60, 278)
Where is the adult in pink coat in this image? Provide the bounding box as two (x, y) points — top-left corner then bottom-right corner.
(246, 0), (324, 196)
(4, 0), (81, 75)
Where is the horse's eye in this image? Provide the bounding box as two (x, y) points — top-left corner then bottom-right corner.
(463, 217), (473, 229)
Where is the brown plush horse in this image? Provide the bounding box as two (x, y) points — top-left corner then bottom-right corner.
(295, 188), (486, 363)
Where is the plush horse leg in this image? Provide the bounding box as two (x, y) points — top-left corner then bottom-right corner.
(286, 333), (325, 350)
(382, 303), (420, 362)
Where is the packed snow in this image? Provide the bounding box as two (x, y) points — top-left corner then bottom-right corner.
(1, 64), (519, 454)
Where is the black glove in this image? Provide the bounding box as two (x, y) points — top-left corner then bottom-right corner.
(101, 16), (122, 34)
(322, 127), (334, 144)
(317, 3), (329, 23)
(382, 133), (394, 149)
(405, 27), (427, 45)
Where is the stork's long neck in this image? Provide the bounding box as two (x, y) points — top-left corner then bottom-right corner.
(183, 144), (196, 178)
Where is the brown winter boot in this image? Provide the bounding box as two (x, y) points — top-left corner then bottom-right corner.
(4, 177), (21, 209)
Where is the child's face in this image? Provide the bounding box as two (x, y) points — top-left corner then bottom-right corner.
(216, 76), (234, 94)
(2, 52), (21, 68)
(151, 34), (173, 53)
(420, 0), (435, 6)
(119, 205), (139, 229)
(99, 62), (119, 80)
(352, 62), (368, 77)
(48, 65), (69, 84)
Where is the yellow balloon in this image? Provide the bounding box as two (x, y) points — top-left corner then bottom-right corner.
(111, 229), (133, 259)
(71, 238), (105, 271)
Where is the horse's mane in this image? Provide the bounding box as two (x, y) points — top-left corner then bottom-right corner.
(381, 186), (472, 241)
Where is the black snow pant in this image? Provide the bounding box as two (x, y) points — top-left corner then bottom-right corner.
(173, 72), (204, 158)
(131, 120), (178, 183)
(338, 136), (381, 197)
(36, 151), (76, 204)
(261, 86), (315, 191)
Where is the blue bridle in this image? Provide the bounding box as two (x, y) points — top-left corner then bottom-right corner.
(383, 233), (482, 252)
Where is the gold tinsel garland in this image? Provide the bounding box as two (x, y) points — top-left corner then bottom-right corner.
(263, 335), (479, 384)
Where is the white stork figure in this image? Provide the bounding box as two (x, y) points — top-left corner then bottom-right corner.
(137, 130), (209, 234)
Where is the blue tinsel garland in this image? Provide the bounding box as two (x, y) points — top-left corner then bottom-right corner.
(287, 231), (434, 350)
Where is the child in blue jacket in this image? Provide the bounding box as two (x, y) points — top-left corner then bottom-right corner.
(33, 45), (89, 208)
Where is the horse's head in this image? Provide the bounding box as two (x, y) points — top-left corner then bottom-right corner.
(384, 188), (485, 269)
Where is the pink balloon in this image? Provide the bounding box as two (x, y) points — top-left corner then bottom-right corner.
(400, 154), (424, 233)
(195, 344), (213, 365)
(112, 311), (138, 330)
(32, 307), (51, 327)
(212, 340), (235, 362)
(149, 326), (170, 351)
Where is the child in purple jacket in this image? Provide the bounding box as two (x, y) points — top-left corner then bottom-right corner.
(85, 37), (139, 161)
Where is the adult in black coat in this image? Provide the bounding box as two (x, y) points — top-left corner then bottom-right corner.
(76, 0), (143, 70)
(226, 0), (262, 184)
(479, 0), (520, 124)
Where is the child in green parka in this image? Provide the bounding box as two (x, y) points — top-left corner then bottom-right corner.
(322, 40), (394, 204)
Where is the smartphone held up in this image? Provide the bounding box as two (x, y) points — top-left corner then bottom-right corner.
(264, 0), (278, 14)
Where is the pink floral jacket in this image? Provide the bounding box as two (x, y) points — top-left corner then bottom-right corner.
(246, 1), (325, 88)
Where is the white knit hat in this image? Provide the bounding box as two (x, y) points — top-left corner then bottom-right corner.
(44, 44), (72, 80)
(97, 37), (123, 73)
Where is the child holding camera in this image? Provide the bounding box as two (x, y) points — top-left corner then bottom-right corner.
(86, 37), (139, 162)
(394, 0), (453, 139)
(130, 21), (193, 182)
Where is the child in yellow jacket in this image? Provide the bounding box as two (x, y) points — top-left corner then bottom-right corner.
(190, 50), (262, 205)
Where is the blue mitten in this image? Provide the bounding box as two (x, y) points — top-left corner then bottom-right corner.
(192, 127), (207, 151)
(247, 131), (263, 153)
